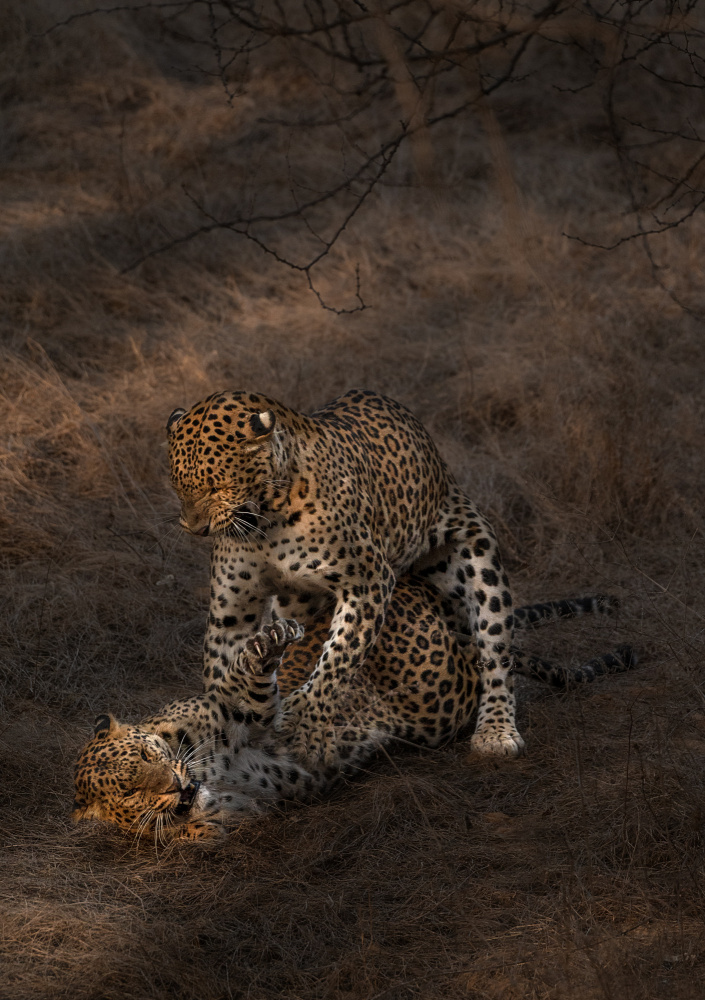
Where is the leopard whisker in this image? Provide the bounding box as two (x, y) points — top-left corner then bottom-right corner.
(159, 521), (188, 566)
(229, 515), (253, 539)
(156, 812), (171, 848)
(133, 807), (155, 850)
(155, 813), (170, 852)
(178, 754), (213, 769)
(177, 735), (211, 764)
(175, 730), (190, 760)
(240, 500), (274, 528)
(180, 752), (212, 767)
(176, 751), (210, 767)
(229, 514), (268, 541)
(162, 813), (176, 842)
(179, 753), (212, 773)
(158, 513), (181, 525)
(129, 806), (154, 834)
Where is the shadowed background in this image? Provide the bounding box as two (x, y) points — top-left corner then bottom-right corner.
(1, 2), (704, 997)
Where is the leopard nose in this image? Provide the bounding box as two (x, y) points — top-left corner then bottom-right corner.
(179, 517), (210, 536)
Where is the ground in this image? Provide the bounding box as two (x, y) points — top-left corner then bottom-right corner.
(1, 3), (704, 998)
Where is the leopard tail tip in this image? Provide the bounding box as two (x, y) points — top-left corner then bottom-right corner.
(595, 594), (619, 615)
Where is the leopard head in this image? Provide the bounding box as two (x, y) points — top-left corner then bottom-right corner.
(72, 714), (213, 839)
(167, 390), (280, 537)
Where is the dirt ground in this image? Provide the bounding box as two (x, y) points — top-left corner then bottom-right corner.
(1, 3), (704, 998)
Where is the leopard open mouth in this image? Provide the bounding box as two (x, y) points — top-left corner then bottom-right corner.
(174, 780), (200, 816)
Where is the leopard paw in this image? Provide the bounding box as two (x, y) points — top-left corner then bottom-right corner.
(470, 726), (525, 758)
(240, 617), (304, 674)
(178, 820), (227, 842)
(279, 707), (337, 766)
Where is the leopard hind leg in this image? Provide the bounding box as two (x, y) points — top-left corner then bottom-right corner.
(414, 488), (522, 758)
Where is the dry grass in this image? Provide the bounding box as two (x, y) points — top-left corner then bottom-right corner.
(1, 2), (705, 998)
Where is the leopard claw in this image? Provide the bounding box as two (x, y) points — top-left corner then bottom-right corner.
(241, 618), (305, 674)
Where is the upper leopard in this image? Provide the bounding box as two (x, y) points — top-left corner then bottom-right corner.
(167, 387), (524, 761)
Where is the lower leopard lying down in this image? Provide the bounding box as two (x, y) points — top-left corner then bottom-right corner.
(73, 578), (636, 842)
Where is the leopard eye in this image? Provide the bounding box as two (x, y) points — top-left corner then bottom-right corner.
(125, 788), (140, 798)
(140, 748), (150, 762)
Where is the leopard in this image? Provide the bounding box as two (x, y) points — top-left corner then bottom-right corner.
(166, 388), (528, 763)
(72, 577), (637, 842)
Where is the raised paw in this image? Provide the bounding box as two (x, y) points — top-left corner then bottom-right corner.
(240, 618), (304, 674)
(470, 726), (526, 758)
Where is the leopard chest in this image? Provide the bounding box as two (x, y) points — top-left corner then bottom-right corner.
(210, 515), (373, 601)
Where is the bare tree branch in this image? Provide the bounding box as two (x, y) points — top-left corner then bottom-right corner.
(44, 0), (705, 310)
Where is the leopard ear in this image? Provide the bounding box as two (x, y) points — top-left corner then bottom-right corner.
(93, 713), (118, 738)
(71, 799), (101, 824)
(71, 799), (85, 823)
(71, 799), (92, 823)
(249, 410), (276, 439)
(166, 407), (186, 434)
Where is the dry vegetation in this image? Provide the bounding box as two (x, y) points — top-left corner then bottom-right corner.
(1, 1), (705, 997)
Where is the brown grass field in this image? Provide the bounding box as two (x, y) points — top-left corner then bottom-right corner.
(1, 2), (705, 998)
